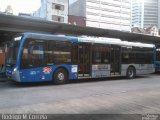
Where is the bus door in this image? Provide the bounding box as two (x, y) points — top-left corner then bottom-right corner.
(110, 46), (121, 75)
(78, 43), (91, 77)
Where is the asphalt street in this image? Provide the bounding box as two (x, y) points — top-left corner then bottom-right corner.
(0, 74), (160, 114)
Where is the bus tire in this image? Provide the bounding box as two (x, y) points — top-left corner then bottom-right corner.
(53, 68), (68, 84)
(127, 67), (136, 79)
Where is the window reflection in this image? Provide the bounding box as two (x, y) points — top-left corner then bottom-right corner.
(20, 39), (72, 69)
(92, 44), (111, 64)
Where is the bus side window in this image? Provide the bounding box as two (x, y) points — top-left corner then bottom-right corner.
(47, 40), (55, 64)
(29, 45), (44, 64)
(102, 45), (111, 64)
(92, 44), (110, 64)
(48, 40), (71, 64)
(20, 39), (47, 69)
(92, 45), (101, 64)
(71, 43), (78, 64)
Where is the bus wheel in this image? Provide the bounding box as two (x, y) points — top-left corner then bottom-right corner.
(53, 68), (68, 84)
(127, 67), (136, 79)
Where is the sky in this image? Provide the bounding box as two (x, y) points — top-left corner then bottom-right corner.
(0, 0), (41, 15)
(0, 0), (78, 15)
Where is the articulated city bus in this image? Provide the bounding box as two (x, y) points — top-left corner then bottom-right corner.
(6, 32), (155, 84)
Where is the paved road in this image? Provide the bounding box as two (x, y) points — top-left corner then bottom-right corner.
(0, 74), (160, 114)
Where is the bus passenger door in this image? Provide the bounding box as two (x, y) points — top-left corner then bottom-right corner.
(111, 46), (121, 75)
(78, 44), (91, 77)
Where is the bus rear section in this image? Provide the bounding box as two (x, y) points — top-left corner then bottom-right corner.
(6, 33), (155, 84)
(77, 37), (155, 79)
(120, 45), (155, 77)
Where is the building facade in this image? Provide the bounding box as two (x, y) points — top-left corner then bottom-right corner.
(69, 0), (131, 31)
(33, 0), (69, 23)
(132, 0), (159, 29)
(132, 25), (159, 36)
(68, 15), (86, 26)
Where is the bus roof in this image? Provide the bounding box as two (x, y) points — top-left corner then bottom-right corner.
(78, 37), (155, 48)
(24, 32), (155, 48)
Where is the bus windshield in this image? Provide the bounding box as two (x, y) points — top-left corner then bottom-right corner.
(6, 36), (22, 67)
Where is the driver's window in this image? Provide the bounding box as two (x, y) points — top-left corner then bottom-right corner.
(20, 39), (47, 69)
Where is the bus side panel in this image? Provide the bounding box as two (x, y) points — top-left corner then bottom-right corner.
(19, 64), (78, 82)
(91, 64), (110, 78)
(69, 65), (78, 80)
(121, 64), (155, 76)
(19, 69), (36, 82)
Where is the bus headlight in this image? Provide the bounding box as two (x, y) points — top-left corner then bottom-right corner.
(12, 67), (18, 74)
(13, 67), (17, 72)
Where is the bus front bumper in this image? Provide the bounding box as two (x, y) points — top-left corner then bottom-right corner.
(6, 68), (20, 82)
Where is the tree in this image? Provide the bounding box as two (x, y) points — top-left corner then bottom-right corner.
(5, 5), (13, 15)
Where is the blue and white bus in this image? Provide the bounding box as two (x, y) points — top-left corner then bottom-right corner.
(6, 32), (155, 84)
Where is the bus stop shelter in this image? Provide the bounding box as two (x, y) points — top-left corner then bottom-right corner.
(0, 14), (160, 44)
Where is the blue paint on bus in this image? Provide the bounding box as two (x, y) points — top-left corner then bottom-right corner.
(6, 32), (79, 82)
(19, 64), (78, 82)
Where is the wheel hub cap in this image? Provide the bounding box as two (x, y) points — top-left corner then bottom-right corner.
(58, 72), (64, 81)
(129, 70), (133, 77)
